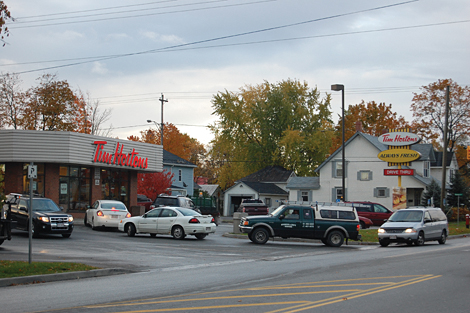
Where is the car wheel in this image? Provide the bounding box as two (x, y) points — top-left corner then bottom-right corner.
(195, 234), (207, 240)
(326, 230), (344, 247)
(150, 233), (157, 238)
(84, 213), (89, 227)
(359, 221), (366, 229)
(251, 228), (269, 244)
(415, 231), (425, 246)
(172, 226), (185, 240)
(62, 234), (71, 238)
(438, 230), (447, 244)
(126, 224), (136, 237)
(379, 239), (390, 247)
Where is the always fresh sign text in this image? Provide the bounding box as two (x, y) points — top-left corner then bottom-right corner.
(92, 141), (148, 169)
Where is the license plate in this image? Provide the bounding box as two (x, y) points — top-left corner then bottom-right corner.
(111, 215), (118, 218)
(57, 223), (64, 227)
(390, 235), (397, 239)
(206, 227), (211, 231)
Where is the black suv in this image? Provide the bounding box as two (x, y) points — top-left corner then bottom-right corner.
(5, 194), (74, 238)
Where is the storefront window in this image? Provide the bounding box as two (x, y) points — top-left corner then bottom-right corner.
(100, 169), (129, 205)
(23, 163), (45, 196)
(59, 165), (91, 212)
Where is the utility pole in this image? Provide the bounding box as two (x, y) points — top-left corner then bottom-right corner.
(440, 86), (450, 209)
(159, 94), (168, 147)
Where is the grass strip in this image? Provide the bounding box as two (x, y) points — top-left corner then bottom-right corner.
(0, 260), (99, 279)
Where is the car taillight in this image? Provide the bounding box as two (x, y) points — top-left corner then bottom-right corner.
(150, 205), (155, 210)
(97, 210), (103, 217)
(188, 218), (200, 223)
(357, 224), (360, 231)
(242, 208), (246, 212)
(126, 213), (131, 218)
(211, 217), (215, 223)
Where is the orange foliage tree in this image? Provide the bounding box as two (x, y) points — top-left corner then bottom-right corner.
(330, 101), (410, 153)
(137, 170), (174, 200)
(411, 79), (470, 152)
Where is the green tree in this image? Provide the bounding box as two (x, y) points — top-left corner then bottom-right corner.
(411, 79), (470, 152)
(209, 79), (333, 188)
(447, 171), (470, 208)
(420, 179), (441, 207)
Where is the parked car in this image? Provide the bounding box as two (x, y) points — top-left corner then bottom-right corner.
(150, 195), (197, 211)
(239, 204), (361, 247)
(6, 193), (73, 238)
(347, 201), (393, 226)
(84, 200), (131, 230)
(378, 206), (448, 247)
(237, 199), (269, 215)
(137, 194), (153, 212)
(359, 216), (374, 229)
(118, 206), (216, 240)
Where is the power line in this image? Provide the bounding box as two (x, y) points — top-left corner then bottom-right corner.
(3, 0), (419, 75)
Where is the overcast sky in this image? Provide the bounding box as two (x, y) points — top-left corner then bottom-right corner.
(2, 0), (469, 145)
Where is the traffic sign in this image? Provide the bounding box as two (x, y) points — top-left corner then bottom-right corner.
(27, 165), (37, 179)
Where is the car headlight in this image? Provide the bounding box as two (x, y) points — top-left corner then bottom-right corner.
(38, 216), (50, 222)
(378, 228), (385, 233)
(404, 228), (416, 233)
(68, 216), (74, 222)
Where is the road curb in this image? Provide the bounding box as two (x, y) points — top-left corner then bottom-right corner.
(0, 268), (132, 288)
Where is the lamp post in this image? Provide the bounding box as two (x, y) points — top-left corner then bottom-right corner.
(331, 84), (346, 201)
(146, 120), (162, 145)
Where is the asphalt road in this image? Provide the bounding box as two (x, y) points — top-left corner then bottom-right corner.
(1, 221), (469, 313)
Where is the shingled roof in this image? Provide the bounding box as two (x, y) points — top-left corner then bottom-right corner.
(242, 181), (288, 196)
(239, 165), (295, 183)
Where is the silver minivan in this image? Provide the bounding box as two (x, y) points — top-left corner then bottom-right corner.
(378, 207), (448, 247)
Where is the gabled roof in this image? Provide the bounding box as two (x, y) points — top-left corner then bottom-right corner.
(286, 177), (320, 190)
(432, 151), (454, 167)
(163, 150), (196, 168)
(199, 184), (220, 197)
(242, 181), (288, 195)
(238, 165), (295, 183)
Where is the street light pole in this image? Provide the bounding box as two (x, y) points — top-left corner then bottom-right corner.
(331, 84), (346, 201)
(159, 94), (168, 147)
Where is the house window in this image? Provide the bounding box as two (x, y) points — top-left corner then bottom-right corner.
(374, 187), (389, 198)
(332, 160), (347, 178)
(178, 169), (182, 182)
(332, 187), (344, 202)
(357, 170), (372, 181)
(423, 161), (430, 178)
(301, 191), (309, 202)
(265, 198), (271, 206)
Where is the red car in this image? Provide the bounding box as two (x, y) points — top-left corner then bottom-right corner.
(348, 202), (393, 226)
(359, 216), (374, 229)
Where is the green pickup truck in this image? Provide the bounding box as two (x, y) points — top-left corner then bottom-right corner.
(239, 204), (361, 247)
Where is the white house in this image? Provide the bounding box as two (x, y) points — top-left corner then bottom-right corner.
(287, 131), (458, 210)
(223, 166), (295, 216)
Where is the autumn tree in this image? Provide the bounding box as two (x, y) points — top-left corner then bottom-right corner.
(411, 79), (470, 152)
(137, 170), (174, 200)
(0, 72), (27, 129)
(74, 90), (113, 136)
(0, 1), (12, 46)
(23, 74), (78, 131)
(209, 79), (333, 188)
(329, 101), (410, 153)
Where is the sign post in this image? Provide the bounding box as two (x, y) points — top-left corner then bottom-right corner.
(455, 193), (462, 224)
(27, 163), (37, 264)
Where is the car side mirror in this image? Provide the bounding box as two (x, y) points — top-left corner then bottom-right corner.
(279, 214), (285, 220)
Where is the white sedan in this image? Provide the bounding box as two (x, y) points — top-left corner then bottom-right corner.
(85, 200), (131, 230)
(118, 206), (216, 240)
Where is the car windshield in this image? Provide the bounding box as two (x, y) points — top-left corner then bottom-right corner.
(155, 198), (178, 206)
(388, 210), (423, 222)
(271, 205), (286, 216)
(176, 208), (201, 216)
(101, 202), (127, 210)
(28, 199), (61, 212)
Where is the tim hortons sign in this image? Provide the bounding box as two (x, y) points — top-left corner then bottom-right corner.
(378, 149), (421, 163)
(92, 141), (148, 169)
(378, 132), (420, 146)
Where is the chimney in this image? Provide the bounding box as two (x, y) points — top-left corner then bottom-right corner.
(355, 121), (363, 133)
